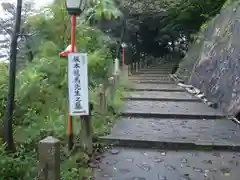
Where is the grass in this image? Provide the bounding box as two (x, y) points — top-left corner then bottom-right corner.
(58, 73), (130, 179)
(0, 61), (131, 180)
(46, 70), (130, 179)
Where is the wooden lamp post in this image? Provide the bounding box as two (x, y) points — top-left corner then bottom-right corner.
(63, 0), (86, 151)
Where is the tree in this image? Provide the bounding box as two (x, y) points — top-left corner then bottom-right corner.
(0, 1), (36, 66)
(112, 0), (227, 58)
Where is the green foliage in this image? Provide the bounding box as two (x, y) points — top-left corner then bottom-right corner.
(116, 0), (227, 60)
(0, 64), (8, 118)
(86, 0), (122, 22)
(158, 0), (227, 39)
(88, 48), (112, 86)
(0, 0), (124, 179)
(176, 0), (240, 80)
(0, 143), (36, 180)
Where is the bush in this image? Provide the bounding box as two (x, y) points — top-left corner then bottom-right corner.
(0, 0), (126, 179)
(0, 42), (118, 180)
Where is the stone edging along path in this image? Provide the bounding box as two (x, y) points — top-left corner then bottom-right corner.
(170, 74), (240, 125)
(93, 61), (240, 180)
(97, 62), (240, 151)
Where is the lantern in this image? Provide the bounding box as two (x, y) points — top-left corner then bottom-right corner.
(65, 0), (86, 15)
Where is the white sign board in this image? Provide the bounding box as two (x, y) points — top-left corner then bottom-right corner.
(68, 53), (89, 116)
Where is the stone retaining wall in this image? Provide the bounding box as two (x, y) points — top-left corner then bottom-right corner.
(176, 0), (240, 116)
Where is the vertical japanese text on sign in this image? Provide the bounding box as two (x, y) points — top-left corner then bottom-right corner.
(68, 53), (89, 116)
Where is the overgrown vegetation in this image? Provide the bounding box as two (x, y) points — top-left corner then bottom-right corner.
(0, 0), (128, 179)
(119, 0), (227, 60)
(0, 0), (233, 178)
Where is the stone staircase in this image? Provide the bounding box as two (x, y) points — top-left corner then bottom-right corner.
(94, 61), (240, 180)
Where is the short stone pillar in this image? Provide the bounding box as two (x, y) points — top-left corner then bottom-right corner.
(136, 61), (140, 72)
(114, 58), (120, 74)
(38, 136), (60, 180)
(128, 64), (132, 75)
(99, 84), (107, 112)
(114, 72), (120, 85)
(131, 62), (134, 73)
(108, 76), (115, 100)
(138, 61), (142, 69)
(145, 59), (148, 67)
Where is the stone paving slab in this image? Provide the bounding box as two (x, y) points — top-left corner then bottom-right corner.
(123, 91), (200, 101)
(121, 100), (225, 119)
(131, 80), (174, 84)
(129, 83), (185, 91)
(145, 67), (176, 69)
(136, 71), (173, 73)
(129, 76), (173, 81)
(143, 64), (174, 66)
(146, 66), (175, 68)
(131, 74), (171, 77)
(94, 148), (240, 180)
(135, 71), (173, 74)
(140, 67), (174, 70)
(140, 69), (173, 72)
(148, 64), (176, 66)
(139, 69), (173, 72)
(100, 118), (240, 148)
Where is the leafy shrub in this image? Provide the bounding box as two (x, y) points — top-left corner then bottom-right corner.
(0, 0), (124, 179)
(0, 141), (36, 180)
(0, 36), (116, 180)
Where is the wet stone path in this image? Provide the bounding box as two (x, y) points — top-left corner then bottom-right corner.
(94, 149), (240, 180)
(123, 91), (200, 101)
(94, 61), (240, 179)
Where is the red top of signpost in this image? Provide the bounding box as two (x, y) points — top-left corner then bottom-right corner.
(59, 44), (77, 57)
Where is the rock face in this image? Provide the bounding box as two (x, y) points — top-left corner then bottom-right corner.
(177, 0), (240, 116)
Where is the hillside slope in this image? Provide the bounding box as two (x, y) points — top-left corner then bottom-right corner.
(177, 0), (240, 116)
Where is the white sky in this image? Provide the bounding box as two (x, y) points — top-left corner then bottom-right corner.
(0, 0), (54, 12)
(0, 0), (54, 43)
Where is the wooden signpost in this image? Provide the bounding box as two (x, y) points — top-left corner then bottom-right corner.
(68, 53), (93, 154)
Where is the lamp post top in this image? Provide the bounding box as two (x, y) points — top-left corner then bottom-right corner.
(65, 0), (86, 15)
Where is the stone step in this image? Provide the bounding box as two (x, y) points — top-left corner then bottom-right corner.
(149, 64), (177, 67)
(142, 65), (174, 67)
(94, 148), (240, 180)
(140, 69), (173, 71)
(129, 76), (173, 81)
(99, 118), (240, 150)
(135, 72), (173, 75)
(131, 74), (171, 77)
(123, 91), (201, 102)
(140, 68), (174, 71)
(129, 83), (185, 92)
(131, 80), (174, 84)
(135, 71), (172, 74)
(120, 100), (226, 119)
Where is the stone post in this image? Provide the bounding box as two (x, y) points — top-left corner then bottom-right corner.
(81, 112), (93, 155)
(128, 64), (131, 75)
(144, 59), (147, 67)
(123, 65), (128, 76)
(134, 62), (137, 72)
(114, 58), (120, 74)
(108, 76), (115, 100)
(114, 72), (120, 85)
(131, 61), (134, 74)
(146, 58), (150, 66)
(137, 61), (140, 72)
(146, 59), (149, 66)
(99, 84), (107, 112)
(38, 136), (60, 180)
